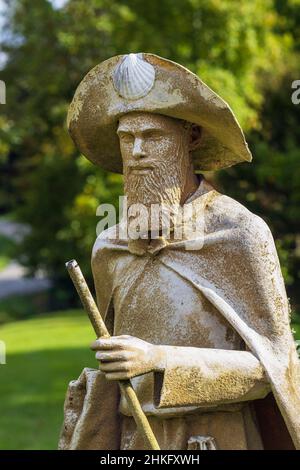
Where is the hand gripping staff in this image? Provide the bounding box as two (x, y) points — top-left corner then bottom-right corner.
(65, 259), (160, 450)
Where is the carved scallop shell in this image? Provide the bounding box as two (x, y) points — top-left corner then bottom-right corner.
(113, 53), (155, 100)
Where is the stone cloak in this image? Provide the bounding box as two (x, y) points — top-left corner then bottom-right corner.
(59, 179), (300, 450)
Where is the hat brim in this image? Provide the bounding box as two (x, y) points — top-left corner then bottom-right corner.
(67, 53), (252, 173)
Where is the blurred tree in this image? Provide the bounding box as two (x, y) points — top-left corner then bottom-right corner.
(218, 0), (300, 315)
(0, 0), (299, 311)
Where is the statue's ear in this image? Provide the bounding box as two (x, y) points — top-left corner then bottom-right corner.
(189, 124), (202, 151)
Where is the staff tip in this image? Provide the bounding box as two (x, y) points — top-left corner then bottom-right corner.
(65, 259), (78, 269)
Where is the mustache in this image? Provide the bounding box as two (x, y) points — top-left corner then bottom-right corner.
(126, 162), (156, 171)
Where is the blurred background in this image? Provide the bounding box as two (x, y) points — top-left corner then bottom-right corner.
(0, 0), (299, 450)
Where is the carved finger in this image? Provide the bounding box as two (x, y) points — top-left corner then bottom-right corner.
(96, 351), (132, 362)
(90, 338), (122, 351)
(110, 335), (131, 340)
(105, 371), (132, 381)
(98, 361), (131, 373)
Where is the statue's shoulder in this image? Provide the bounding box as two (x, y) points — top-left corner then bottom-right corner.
(206, 189), (273, 244)
(92, 223), (123, 261)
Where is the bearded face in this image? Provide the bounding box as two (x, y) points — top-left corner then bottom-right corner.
(118, 112), (193, 239)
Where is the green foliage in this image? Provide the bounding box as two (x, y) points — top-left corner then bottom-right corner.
(0, 291), (51, 324)
(0, 234), (16, 271)
(218, 70), (300, 314)
(0, 0), (299, 311)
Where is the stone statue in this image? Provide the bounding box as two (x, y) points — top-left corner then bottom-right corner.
(59, 53), (300, 450)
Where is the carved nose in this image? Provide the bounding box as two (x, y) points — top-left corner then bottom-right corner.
(132, 138), (146, 159)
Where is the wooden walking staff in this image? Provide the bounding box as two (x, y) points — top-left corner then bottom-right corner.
(65, 259), (160, 450)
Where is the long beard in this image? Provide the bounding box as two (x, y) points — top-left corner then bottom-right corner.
(124, 157), (187, 239)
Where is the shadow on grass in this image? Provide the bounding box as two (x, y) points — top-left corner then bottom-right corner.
(0, 347), (98, 450)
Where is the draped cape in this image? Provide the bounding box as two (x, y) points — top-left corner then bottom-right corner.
(59, 179), (300, 450)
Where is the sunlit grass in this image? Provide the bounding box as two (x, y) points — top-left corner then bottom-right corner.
(0, 310), (97, 449)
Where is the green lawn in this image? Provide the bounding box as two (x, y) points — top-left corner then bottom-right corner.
(0, 310), (98, 450)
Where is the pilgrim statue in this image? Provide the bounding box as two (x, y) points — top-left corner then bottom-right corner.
(58, 53), (300, 450)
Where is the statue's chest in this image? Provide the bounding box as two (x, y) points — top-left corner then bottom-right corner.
(112, 256), (242, 350)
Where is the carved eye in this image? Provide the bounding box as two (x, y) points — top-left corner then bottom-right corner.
(120, 133), (134, 144)
(144, 130), (161, 140)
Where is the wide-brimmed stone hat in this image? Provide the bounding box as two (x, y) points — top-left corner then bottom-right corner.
(67, 53), (252, 173)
